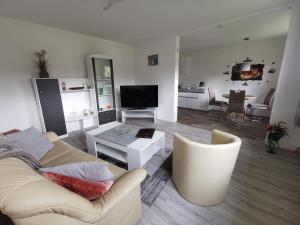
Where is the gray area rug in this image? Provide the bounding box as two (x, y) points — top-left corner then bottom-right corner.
(100, 149), (173, 207)
(141, 153), (173, 206)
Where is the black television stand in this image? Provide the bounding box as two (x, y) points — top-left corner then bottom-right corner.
(121, 107), (157, 123)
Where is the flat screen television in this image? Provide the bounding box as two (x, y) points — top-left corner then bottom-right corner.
(120, 85), (158, 108)
(231, 64), (265, 81)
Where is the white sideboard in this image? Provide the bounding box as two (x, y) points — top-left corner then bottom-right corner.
(178, 89), (209, 111)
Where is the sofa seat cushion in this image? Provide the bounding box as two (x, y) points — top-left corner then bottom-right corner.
(40, 140), (126, 178)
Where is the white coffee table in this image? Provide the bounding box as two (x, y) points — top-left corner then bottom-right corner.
(86, 121), (165, 170)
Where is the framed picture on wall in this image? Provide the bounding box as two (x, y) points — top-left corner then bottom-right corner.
(231, 64), (265, 81)
(148, 54), (159, 66)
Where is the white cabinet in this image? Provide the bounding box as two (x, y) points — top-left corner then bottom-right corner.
(178, 96), (186, 108)
(178, 90), (209, 111)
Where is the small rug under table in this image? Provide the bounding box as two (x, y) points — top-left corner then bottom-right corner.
(141, 153), (173, 206)
(99, 151), (173, 207)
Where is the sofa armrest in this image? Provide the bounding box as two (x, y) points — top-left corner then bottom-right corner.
(0, 158), (146, 223)
(0, 158), (100, 223)
(94, 168), (147, 217)
(43, 132), (59, 142)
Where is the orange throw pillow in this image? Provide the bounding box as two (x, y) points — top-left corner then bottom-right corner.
(42, 172), (114, 200)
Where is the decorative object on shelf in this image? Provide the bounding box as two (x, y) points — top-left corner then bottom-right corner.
(86, 80), (92, 89)
(243, 57), (252, 63)
(69, 87), (84, 90)
(82, 109), (89, 116)
(222, 71), (230, 75)
(148, 54), (159, 66)
(34, 49), (49, 78)
(61, 82), (66, 91)
(266, 122), (288, 154)
(104, 66), (111, 77)
(103, 84), (112, 94)
(89, 109), (94, 115)
(242, 82), (248, 86)
(98, 88), (104, 95)
(268, 68), (276, 74)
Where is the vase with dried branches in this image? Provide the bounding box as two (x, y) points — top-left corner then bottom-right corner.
(34, 49), (49, 78)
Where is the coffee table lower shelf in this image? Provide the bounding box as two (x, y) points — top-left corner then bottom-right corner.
(86, 121), (165, 170)
(96, 143), (127, 163)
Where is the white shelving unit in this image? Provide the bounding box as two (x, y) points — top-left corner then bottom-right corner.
(60, 88), (95, 93)
(58, 77), (98, 133)
(65, 114), (98, 122)
(121, 108), (157, 123)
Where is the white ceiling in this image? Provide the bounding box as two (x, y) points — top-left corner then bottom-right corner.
(181, 7), (291, 53)
(0, 0), (297, 45)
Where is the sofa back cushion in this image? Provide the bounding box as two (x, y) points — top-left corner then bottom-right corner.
(7, 127), (53, 160)
(42, 172), (114, 200)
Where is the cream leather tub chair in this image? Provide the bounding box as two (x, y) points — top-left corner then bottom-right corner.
(172, 130), (241, 206)
(0, 132), (146, 225)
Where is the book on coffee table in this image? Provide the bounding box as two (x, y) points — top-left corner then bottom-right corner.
(136, 128), (155, 139)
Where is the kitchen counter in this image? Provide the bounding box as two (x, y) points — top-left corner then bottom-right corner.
(178, 88), (205, 93)
(178, 88), (209, 111)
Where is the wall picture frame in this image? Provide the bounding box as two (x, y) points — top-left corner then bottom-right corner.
(148, 54), (159, 66)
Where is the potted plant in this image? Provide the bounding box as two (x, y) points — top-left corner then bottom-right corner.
(266, 122), (288, 154)
(34, 49), (49, 78)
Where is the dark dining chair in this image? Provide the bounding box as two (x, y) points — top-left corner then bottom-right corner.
(208, 88), (227, 118)
(246, 88), (275, 121)
(227, 90), (246, 123)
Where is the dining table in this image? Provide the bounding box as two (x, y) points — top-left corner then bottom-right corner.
(222, 94), (256, 100)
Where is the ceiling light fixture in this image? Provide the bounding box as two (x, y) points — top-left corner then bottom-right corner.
(103, 0), (124, 10)
(237, 37), (252, 72)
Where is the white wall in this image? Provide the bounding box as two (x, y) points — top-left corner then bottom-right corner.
(270, 2), (300, 150)
(0, 17), (135, 132)
(134, 36), (180, 122)
(180, 38), (286, 104)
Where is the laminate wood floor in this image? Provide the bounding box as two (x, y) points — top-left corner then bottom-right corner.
(63, 118), (300, 225)
(178, 108), (268, 140)
(127, 119), (300, 225)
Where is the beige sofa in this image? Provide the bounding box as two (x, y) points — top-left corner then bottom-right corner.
(0, 132), (146, 225)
